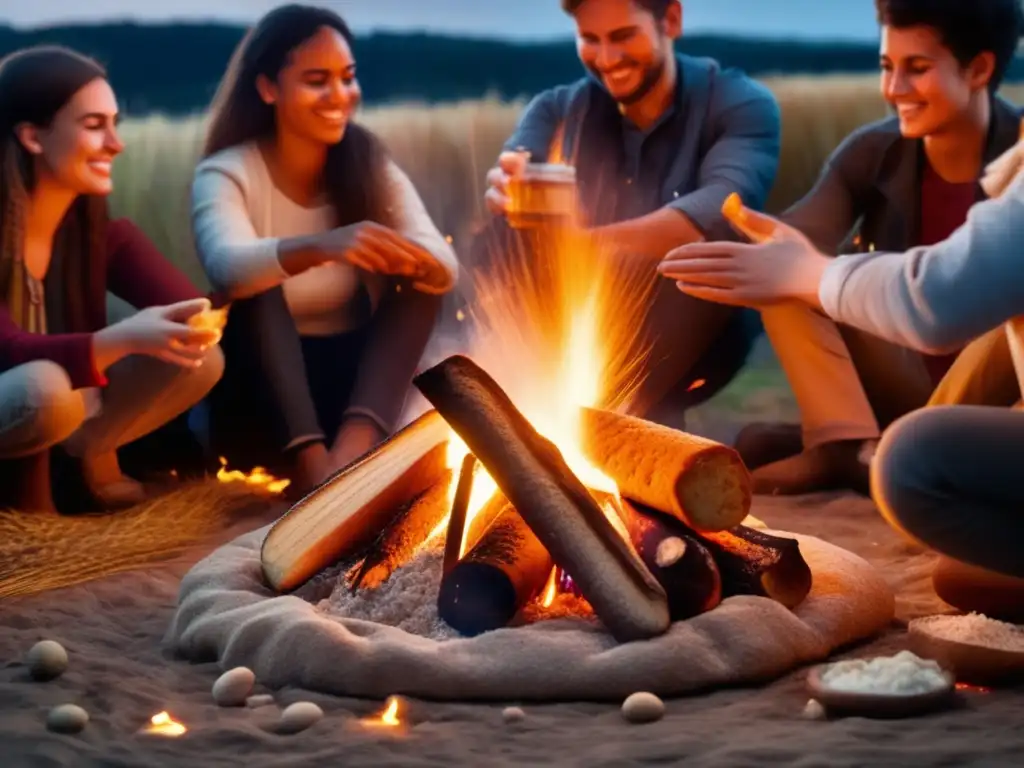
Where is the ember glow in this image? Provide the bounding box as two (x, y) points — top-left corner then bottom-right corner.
(216, 457), (290, 495)
(955, 682), (991, 694)
(140, 711), (187, 736)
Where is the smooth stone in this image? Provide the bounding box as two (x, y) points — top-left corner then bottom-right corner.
(212, 667), (256, 707)
(621, 692), (665, 723)
(802, 699), (827, 720)
(278, 701), (323, 734)
(47, 704), (88, 734)
(27, 640), (68, 682)
(246, 694), (275, 709)
(502, 706), (526, 723)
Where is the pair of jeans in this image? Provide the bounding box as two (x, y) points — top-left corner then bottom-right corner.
(207, 286), (369, 473)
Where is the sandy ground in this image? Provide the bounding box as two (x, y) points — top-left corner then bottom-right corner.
(1, 487), (1021, 768)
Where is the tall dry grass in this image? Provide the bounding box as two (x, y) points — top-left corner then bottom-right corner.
(108, 74), (1024, 290)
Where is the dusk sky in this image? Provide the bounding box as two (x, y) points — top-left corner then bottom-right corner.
(1, 1), (882, 42)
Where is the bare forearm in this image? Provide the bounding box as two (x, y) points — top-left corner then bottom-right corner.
(275, 234), (331, 278)
(592, 209), (705, 263)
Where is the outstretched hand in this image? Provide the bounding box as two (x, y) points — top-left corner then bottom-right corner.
(658, 208), (830, 309)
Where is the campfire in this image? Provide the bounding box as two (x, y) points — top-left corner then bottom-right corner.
(260, 217), (812, 642)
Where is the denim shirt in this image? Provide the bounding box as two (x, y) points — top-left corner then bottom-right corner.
(502, 54), (782, 239)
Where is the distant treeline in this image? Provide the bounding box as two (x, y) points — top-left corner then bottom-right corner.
(1, 22), (1022, 117)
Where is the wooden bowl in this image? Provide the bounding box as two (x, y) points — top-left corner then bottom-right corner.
(806, 664), (956, 719)
(908, 616), (1024, 686)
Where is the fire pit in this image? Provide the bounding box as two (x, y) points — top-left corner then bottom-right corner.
(166, 223), (895, 700)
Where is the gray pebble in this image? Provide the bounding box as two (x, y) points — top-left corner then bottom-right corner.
(802, 699), (827, 720)
(621, 692), (665, 723)
(46, 704), (88, 734)
(212, 667), (255, 706)
(278, 701), (323, 734)
(27, 640), (68, 682)
(246, 694), (275, 709)
(502, 706), (526, 723)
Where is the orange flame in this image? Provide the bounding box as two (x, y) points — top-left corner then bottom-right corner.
(140, 711), (186, 736)
(216, 457), (290, 495)
(421, 130), (654, 568)
(362, 696), (403, 729)
(541, 567), (559, 608)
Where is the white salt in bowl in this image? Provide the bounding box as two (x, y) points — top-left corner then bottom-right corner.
(909, 613), (1024, 685)
(806, 651), (955, 719)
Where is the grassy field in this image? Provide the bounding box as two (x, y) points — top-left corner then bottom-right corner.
(106, 74), (1024, 435)
(111, 74), (1024, 289)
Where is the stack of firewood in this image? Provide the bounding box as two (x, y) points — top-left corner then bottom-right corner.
(260, 356), (812, 643)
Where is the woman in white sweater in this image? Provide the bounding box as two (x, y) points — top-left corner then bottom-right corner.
(191, 4), (458, 495)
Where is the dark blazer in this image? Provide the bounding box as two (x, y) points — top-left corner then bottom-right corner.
(783, 95), (1022, 254)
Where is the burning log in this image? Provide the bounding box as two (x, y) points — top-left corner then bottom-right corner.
(442, 454), (477, 574)
(261, 410), (450, 592)
(579, 406), (751, 533)
(691, 524), (812, 609)
(414, 354), (670, 642)
(437, 499), (553, 636)
(348, 470), (454, 591)
(616, 500), (722, 621)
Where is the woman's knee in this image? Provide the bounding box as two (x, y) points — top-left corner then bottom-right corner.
(0, 361), (86, 456)
(190, 344), (225, 399)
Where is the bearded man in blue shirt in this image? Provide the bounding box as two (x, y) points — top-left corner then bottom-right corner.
(478, 0), (782, 426)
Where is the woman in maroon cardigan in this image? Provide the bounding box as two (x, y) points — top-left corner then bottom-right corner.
(0, 46), (224, 513)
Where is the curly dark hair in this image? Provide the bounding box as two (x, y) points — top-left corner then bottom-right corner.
(561, 0), (675, 20)
(876, 0), (1024, 90)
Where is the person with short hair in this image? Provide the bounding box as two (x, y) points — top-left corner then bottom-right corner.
(727, 0), (1024, 496)
(479, 0), (782, 425)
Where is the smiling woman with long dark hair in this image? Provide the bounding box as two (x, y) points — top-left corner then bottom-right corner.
(192, 4), (459, 497)
(0, 45), (223, 513)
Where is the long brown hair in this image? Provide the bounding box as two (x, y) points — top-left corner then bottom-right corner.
(0, 45), (109, 332)
(203, 4), (394, 228)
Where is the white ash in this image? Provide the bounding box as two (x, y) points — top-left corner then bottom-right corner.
(308, 540), (594, 639)
(820, 651), (951, 696)
(922, 612), (1024, 652)
(315, 543), (459, 641)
